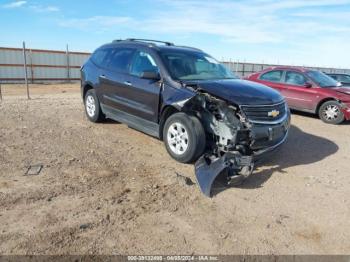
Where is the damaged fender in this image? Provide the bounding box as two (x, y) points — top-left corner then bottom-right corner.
(162, 83), (288, 197)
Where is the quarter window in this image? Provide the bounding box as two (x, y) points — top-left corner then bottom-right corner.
(91, 49), (109, 66)
(130, 51), (158, 77)
(285, 71), (307, 86)
(260, 70), (283, 82)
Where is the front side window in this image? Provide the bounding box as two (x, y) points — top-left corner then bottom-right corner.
(130, 51), (158, 77)
(328, 75), (338, 80)
(260, 70), (283, 82)
(107, 48), (135, 73)
(285, 71), (307, 86)
(159, 50), (237, 81)
(306, 70), (338, 88)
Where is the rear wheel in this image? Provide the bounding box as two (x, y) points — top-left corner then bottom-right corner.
(84, 89), (105, 122)
(163, 113), (206, 163)
(318, 100), (344, 125)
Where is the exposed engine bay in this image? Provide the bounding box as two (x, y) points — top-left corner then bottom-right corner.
(174, 87), (289, 197)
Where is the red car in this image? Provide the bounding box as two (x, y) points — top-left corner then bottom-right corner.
(246, 66), (350, 124)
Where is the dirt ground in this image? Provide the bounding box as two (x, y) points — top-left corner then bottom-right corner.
(0, 83), (349, 255)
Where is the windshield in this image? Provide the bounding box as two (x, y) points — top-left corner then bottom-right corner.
(159, 50), (238, 81)
(339, 74), (350, 82)
(306, 70), (339, 88)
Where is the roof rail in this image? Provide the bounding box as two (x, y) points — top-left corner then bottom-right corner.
(125, 38), (174, 46)
(177, 45), (202, 51)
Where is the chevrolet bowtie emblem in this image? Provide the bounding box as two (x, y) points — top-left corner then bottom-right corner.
(268, 110), (280, 118)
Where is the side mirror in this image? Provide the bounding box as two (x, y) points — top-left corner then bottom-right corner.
(304, 82), (312, 88)
(141, 70), (161, 81)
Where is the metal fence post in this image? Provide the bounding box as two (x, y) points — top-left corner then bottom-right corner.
(242, 62), (245, 77)
(30, 49), (34, 84)
(66, 44), (70, 82)
(22, 41), (30, 99)
(0, 83), (2, 101)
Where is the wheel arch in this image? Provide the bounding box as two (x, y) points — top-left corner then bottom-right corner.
(159, 105), (180, 140)
(82, 83), (94, 101)
(315, 97), (339, 114)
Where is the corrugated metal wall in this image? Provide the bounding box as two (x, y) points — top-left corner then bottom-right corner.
(1, 46), (349, 83)
(0, 47), (90, 83)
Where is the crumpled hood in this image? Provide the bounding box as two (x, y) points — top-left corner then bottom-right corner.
(186, 79), (284, 105)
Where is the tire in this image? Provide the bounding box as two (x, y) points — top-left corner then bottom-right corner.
(163, 112), (206, 163)
(318, 100), (344, 125)
(84, 89), (105, 123)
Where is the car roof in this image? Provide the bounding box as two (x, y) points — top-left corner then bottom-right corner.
(264, 66), (310, 73)
(99, 39), (203, 53)
(327, 73), (350, 76)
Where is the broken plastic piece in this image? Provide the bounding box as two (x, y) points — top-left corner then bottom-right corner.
(194, 153), (254, 197)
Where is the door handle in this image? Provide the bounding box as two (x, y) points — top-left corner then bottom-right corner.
(100, 74), (107, 79)
(124, 81), (132, 86)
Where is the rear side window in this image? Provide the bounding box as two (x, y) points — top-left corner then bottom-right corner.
(107, 48), (135, 73)
(91, 49), (109, 66)
(130, 51), (158, 77)
(285, 71), (307, 86)
(260, 70), (283, 82)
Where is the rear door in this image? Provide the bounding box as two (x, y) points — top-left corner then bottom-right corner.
(99, 47), (136, 111)
(281, 70), (317, 111)
(258, 70), (286, 93)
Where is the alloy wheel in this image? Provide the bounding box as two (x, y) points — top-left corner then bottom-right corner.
(167, 122), (189, 155)
(323, 104), (340, 120)
(86, 95), (96, 117)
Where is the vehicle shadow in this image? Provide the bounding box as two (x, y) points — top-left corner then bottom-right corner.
(211, 125), (339, 194)
(290, 109), (318, 119)
(241, 124), (339, 189)
(100, 118), (120, 124)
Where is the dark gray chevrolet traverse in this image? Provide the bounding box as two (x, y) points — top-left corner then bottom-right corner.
(81, 39), (290, 196)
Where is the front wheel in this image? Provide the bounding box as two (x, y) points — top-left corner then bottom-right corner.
(318, 101), (344, 125)
(163, 113), (206, 163)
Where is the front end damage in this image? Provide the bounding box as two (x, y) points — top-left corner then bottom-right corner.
(174, 90), (290, 197)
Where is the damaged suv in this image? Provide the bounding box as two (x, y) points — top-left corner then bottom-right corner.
(81, 39), (290, 196)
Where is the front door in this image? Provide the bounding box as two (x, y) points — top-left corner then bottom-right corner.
(125, 50), (161, 122)
(281, 70), (317, 111)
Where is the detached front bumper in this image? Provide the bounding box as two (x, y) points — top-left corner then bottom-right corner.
(194, 111), (291, 197)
